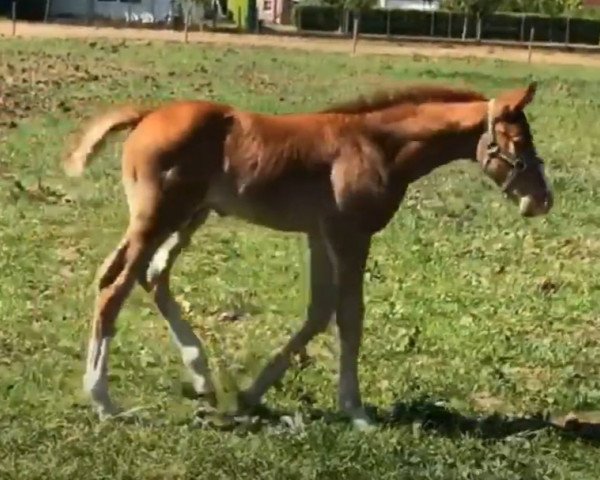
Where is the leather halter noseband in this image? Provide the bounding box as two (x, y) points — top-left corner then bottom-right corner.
(483, 99), (544, 193)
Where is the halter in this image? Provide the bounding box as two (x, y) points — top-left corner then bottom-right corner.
(483, 98), (543, 193)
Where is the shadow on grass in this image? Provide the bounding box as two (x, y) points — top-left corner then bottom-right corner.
(382, 396), (600, 445)
(187, 392), (600, 446)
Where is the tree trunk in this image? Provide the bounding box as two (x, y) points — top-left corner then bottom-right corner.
(429, 10), (435, 37)
(448, 11), (452, 38)
(184, 3), (193, 43)
(476, 13), (481, 42)
(565, 16), (570, 45)
(11, 1), (17, 36)
(386, 9), (391, 37)
(461, 14), (468, 41)
(528, 27), (535, 63)
(352, 12), (360, 55)
(86, 0), (94, 25)
(520, 14), (525, 42)
(44, 0), (52, 23)
(344, 9), (350, 35)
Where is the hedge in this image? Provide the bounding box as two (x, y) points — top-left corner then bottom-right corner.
(0, 0), (46, 21)
(293, 6), (600, 46)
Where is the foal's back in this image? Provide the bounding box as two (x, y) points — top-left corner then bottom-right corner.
(123, 100), (361, 233)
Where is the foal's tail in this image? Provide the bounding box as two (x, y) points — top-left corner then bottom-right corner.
(64, 105), (151, 177)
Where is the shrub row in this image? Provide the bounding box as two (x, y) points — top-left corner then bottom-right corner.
(0, 0), (46, 21)
(293, 6), (600, 46)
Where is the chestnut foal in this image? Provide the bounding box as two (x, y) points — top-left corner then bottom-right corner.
(65, 82), (553, 428)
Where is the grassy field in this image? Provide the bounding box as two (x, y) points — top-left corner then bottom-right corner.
(2, 37), (600, 479)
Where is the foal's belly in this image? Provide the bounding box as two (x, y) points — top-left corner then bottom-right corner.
(205, 175), (328, 233)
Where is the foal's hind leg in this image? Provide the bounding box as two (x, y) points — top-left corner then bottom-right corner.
(145, 209), (216, 405)
(83, 222), (154, 418)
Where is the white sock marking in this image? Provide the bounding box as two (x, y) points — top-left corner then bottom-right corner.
(83, 336), (120, 417)
(147, 232), (180, 285)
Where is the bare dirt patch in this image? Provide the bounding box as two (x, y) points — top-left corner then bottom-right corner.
(0, 40), (154, 129)
(2, 20), (600, 68)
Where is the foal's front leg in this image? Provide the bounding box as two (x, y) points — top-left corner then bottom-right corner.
(328, 231), (373, 429)
(238, 234), (336, 410)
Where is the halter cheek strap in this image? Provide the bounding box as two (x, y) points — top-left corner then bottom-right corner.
(483, 98), (499, 170)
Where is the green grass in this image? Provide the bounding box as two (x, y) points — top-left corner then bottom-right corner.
(2, 37), (600, 479)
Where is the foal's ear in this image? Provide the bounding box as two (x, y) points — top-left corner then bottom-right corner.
(495, 82), (537, 117)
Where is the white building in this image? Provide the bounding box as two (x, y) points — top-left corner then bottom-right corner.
(50, 0), (173, 22)
(378, 0), (439, 10)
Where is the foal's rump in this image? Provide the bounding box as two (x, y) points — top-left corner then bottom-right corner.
(64, 100), (234, 181)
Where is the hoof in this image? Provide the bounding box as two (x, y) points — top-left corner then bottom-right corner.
(235, 392), (281, 421)
(96, 403), (124, 421)
(235, 391), (261, 414)
(352, 416), (378, 432)
(343, 407), (379, 431)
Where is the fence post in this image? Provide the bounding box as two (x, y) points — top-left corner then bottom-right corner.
(448, 11), (452, 38)
(528, 27), (535, 64)
(565, 16), (570, 46)
(476, 13), (482, 42)
(11, 0), (17, 36)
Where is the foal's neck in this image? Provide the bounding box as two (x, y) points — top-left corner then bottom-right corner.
(395, 129), (484, 183)
(371, 101), (488, 183)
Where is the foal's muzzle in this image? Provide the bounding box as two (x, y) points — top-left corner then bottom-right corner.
(519, 189), (553, 217)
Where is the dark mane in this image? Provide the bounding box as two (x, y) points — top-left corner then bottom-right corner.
(321, 84), (488, 115)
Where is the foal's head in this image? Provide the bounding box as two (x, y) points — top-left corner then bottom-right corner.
(324, 82), (553, 218)
(476, 82), (552, 218)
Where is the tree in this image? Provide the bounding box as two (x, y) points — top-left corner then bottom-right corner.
(441, 0), (466, 38)
(441, 0), (502, 40)
(177, 0), (209, 41)
(344, 0), (376, 53)
(561, 0), (582, 44)
(464, 0), (503, 40)
(322, 0), (375, 37)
